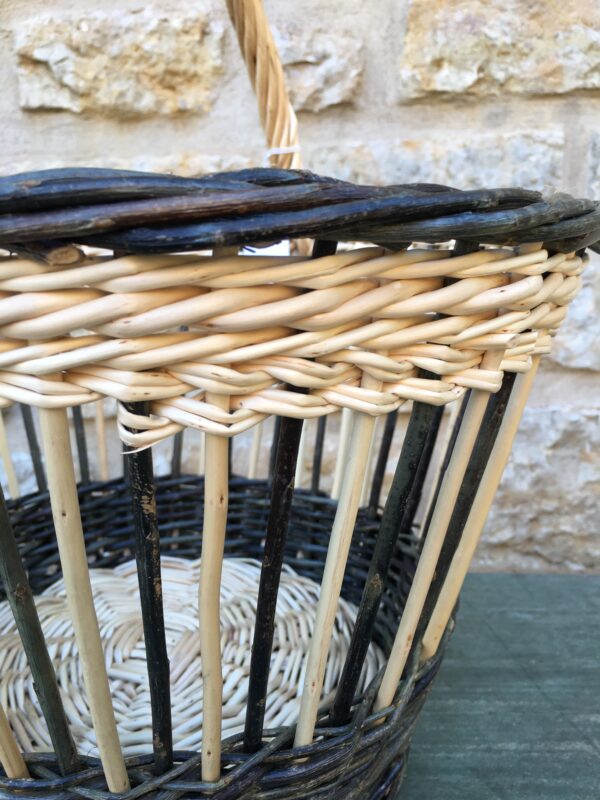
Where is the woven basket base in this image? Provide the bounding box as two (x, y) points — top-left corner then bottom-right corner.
(0, 556), (385, 757)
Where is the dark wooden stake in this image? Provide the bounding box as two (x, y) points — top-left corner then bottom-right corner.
(415, 371), (517, 643)
(19, 405), (46, 493)
(331, 398), (444, 725)
(418, 390), (470, 548)
(268, 416), (281, 484)
(367, 409), (398, 517)
(244, 239), (336, 752)
(243, 410), (305, 752)
(0, 485), (79, 774)
(310, 415), (327, 495)
(170, 430), (184, 479)
(125, 401), (173, 774)
(71, 406), (90, 485)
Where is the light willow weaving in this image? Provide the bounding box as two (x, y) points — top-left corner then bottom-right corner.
(0, 557), (384, 756)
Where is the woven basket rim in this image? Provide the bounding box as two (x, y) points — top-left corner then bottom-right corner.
(0, 167), (598, 254)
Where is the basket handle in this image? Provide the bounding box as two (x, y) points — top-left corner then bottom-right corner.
(225, 0), (302, 169)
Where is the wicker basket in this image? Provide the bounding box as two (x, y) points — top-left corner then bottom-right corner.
(0, 2), (597, 798)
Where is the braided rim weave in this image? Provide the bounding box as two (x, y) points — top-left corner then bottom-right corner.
(0, 168), (598, 252)
(225, 1), (301, 169)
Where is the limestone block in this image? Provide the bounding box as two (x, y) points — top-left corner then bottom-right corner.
(14, 9), (225, 116)
(475, 405), (600, 571)
(398, 0), (600, 99)
(273, 25), (364, 112)
(309, 131), (564, 191)
(549, 254), (600, 372)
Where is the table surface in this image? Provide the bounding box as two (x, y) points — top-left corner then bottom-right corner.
(401, 573), (600, 800)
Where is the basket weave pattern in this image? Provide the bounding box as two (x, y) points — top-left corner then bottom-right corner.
(0, 241), (584, 447)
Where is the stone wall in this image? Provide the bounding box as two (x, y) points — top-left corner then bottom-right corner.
(0, 0), (598, 571)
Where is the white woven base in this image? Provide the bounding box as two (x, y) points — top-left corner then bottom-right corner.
(0, 557), (384, 757)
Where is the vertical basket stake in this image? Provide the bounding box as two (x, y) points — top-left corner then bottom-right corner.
(71, 405), (90, 485)
(38, 403), (129, 793)
(198, 430), (206, 475)
(375, 349), (505, 711)
(414, 371), (517, 647)
(247, 422), (263, 479)
(331, 407), (352, 500)
(421, 356), (541, 661)
(0, 484), (80, 774)
(244, 409), (304, 752)
(418, 391), (470, 544)
(294, 377), (382, 747)
(94, 400), (109, 481)
(20, 405), (47, 493)
(244, 241), (333, 751)
(367, 408), (398, 517)
(294, 420), (310, 488)
(331, 395), (444, 725)
(171, 430), (184, 479)
(125, 402), (173, 774)
(268, 416), (282, 483)
(310, 415), (327, 495)
(199, 391), (230, 781)
(0, 704), (28, 779)
(359, 416), (379, 507)
(0, 409), (19, 499)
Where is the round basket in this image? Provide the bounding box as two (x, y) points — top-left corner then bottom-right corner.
(0, 2), (597, 799)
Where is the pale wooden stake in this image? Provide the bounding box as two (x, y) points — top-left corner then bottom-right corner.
(198, 430), (206, 475)
(38, 406), (129, 793)
(375, 351), (504, 712)
(0, 410), (19, 499)
(294, 420), (310, 488)
(294, 378), (380, 747)
(421, 356), (541, 661)
(247, 422), (263, 479)
(94, 400), (109, 481)
(418, 398), (461, 535)
(360, 415), (380, 507)
(0, 702), (28, 779)
(331, 407), (352, 499)
(199, 392), (229, 781)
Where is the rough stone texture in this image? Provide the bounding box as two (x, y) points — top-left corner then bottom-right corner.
(1, 152), (254, 178)
(274, 25), (364, 112)
(588, 132), (600, 199)
(309, 131), (564, 190)
(13, 9), (225, 116)
(474, 405), (600, 572)
(398, 0), (600, 100)
(549, 254), (600, 372)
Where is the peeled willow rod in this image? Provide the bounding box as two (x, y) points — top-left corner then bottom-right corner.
(331, 393), (444, 725)
(0, 410), (19, 498)
(331, 407), (352, 500)
(295, 375), (382, 747)
(199, 392), (229, 781)
(375, 349), (505, 711)
(38, 404), (129, 792)
(0, 704), (28, 779)
(421, 357), (541, 660)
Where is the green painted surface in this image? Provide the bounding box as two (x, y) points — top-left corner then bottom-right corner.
(402, 574), (600, 800)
